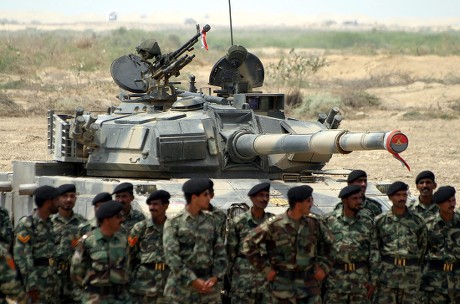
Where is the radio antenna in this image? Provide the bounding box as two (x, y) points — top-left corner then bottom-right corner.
(228, 0), (234, 45)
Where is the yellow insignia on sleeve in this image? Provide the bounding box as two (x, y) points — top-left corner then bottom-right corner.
(17, 234), (31, 244)
(128, 236), (138, 247)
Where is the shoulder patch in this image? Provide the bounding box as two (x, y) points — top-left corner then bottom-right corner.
(128, 236), (138, 247)
(5, 256), (15, 270)
(71, 237), (79, 248)
(17, 234), (31, 244)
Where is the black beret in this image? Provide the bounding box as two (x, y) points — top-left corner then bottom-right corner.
(34, 185), (60, 206)
(387, 181), (409, 196)
(415, 170), (435, 184)
(92, 192), (112, 205)
(347, 170), (367, 183)
(112, 182), (134, 195)
(182, 178), (210, 195)
(95, 201), (123, 220)
(248, 182), (270, 197)
(57, 184), (76, 195)
(208, 179), (214, 190)
(433, 186), (456, 204)
(146, 190), (171, 204)
(287, 185), (313, 203)
(338, 185), (362, 199)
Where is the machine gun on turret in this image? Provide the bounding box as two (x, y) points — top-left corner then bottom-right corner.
(111, 24), (211, 108)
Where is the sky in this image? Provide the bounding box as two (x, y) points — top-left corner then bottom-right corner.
(1, 0), (459, 26)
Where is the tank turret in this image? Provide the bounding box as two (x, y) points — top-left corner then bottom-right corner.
(0, 25), (410, 222)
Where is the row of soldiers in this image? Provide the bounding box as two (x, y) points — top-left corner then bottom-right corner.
(0, 169), (458, 303)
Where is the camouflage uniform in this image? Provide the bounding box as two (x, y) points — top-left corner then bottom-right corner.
(52, 212), (87, 303)
(0, 207), (13, 247)
(323, 207), (379, 303)
(243, 211), (335, 304)
(209, 203), (227, 241)
(163, 209), (227, 304)
(77, 217), (97, 238)
(421, 212), (460, 303)
(71, 229), (131, 303)
(374, 208), (427, 303)
(407, 197), (438, 220)
(120, 209), (145, 235)
(226, 209), (274, 303)
(334, 196), (382, 219)
(128, 218), (170, 304)
(0, 248), (26, 304)
(0, 208), (25, 304)
(13, 214), (60, 303)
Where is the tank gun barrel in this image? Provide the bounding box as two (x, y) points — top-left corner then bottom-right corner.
(233, 130), (408, 158)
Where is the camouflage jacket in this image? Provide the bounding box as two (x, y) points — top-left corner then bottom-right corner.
(334, 196), (383, 219)
(52, 212), (87, 262)
(163, 209), (227, 298)
(407, 196), (438, 220)
(13, 214), (58, 292)
(242, 211), (335, 299)
(209, 203), (227, 241)
(226, 209), (274, 294)
(77, 217), (97, 238)
(0, 207), (13, 249)
(375, 208), (427, 289)
(128, 218), (169, 296)
(0, 243), (26, 304)
(323, 208), (380, 291)
(71, 228), (129, 288)
(120, 209), (145, 235)
(421, 212), (460, 292)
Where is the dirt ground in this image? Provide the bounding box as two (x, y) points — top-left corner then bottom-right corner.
(1, 53), (459, 195)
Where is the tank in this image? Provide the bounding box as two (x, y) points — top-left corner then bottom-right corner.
(0, 24), (409, 224)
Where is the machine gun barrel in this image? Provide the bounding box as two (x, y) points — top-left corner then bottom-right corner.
(170, 24), (211, 59)
(233, 130), (408, 158)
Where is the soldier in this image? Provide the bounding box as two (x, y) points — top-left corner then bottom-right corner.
(128, 190), (171, 303)
(77, 192), (112, 237)
(163, 178), (227, 304)
(421, 186), (460, 303)
(323, 185), (379, 303)
(0, 204), (26, 304)
(408, 170), (438, 219)
(226, 182), (274, 304)
(334, 170), (383, 218)
(243, 185), (334, 304)
(112, 182), (146, 234)
(52, 184), (87, 303)
(374, 181), (427, 303)
(71, 201), (131, 303)
(13, 185), (60, 303)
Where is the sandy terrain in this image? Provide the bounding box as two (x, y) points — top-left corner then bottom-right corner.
(1, 52), (459, 195)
